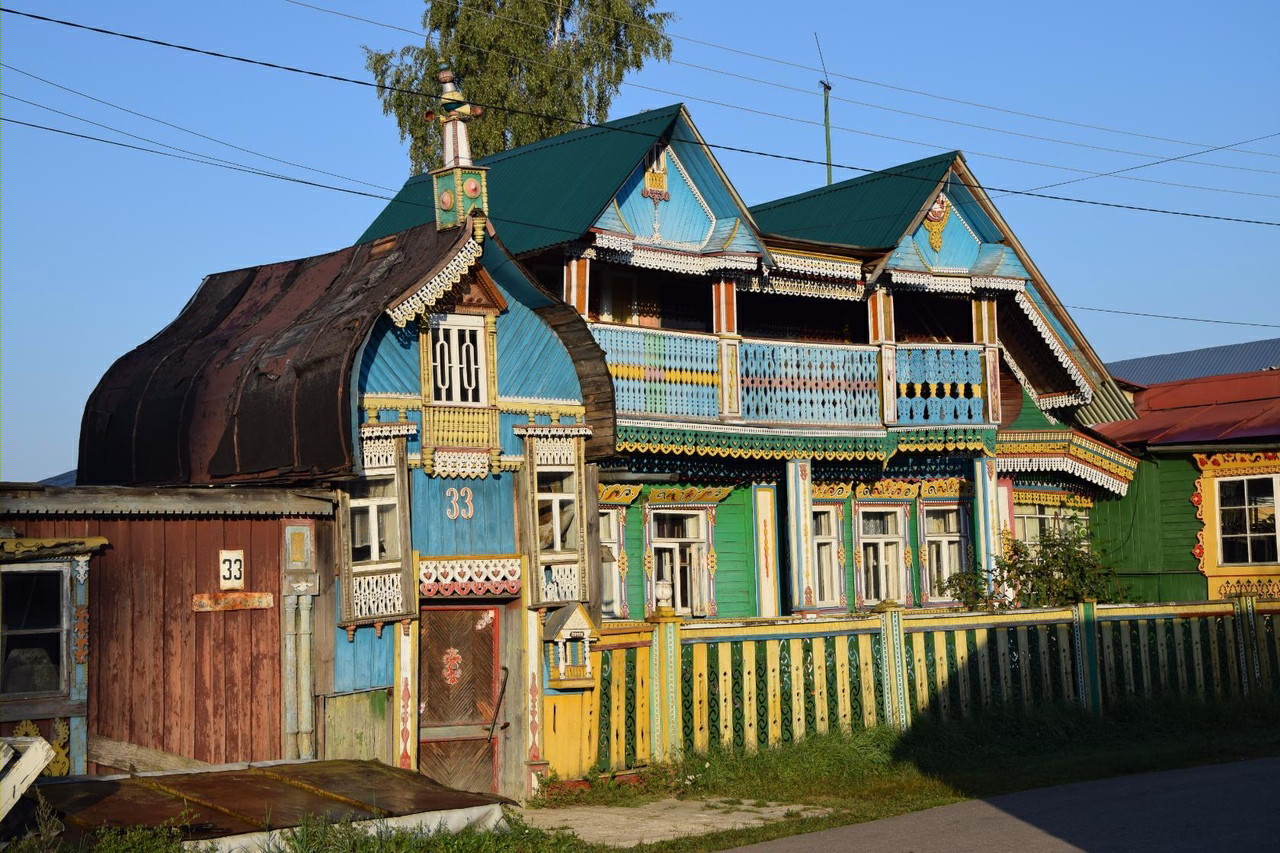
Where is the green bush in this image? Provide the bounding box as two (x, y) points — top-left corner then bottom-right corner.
(943, 525), (1126, 609)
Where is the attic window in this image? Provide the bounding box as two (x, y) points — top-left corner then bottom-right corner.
(428, 314), (487, 406)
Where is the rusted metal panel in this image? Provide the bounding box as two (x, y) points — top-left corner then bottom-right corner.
(190, 592), (275, 612)
(1096, 370), (1280, 447)
(78, 223), (477, 486)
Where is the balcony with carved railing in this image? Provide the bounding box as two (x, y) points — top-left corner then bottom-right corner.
(540, 561), (584, 604)
(591, 324), (720, 419)
(738, 340), (880, 425)
(893, 345), (986, 425)
(424, 404), (498, 448)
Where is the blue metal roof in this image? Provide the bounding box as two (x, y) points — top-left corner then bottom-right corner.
(1107, 337), (1280, 384)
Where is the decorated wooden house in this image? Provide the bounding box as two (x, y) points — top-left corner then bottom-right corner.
(1092, 341), (1280, 601)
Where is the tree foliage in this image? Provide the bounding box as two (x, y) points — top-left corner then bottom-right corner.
(365, 0), (673, 174)
(943, 525), (1127, 610)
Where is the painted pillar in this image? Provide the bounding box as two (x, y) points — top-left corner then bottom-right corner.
(565, 255), (590, 317)
(877, 606), (910, 729)
(393, 615), (418, 770)
(646, 608), (683, 761)
(282, 594), (299, 760)
(714, 277), (741, 420)
(972, 457), (1000, 591)
(69, 554), (91, 775)
(785, 459), (816, 612)
(1072, 601), (1104, 713)
(752, 484), (781, 618)
(297, 594), (315, 759)
(870, 288), (897, 427)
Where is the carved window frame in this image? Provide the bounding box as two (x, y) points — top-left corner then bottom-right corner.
(919, 502), (970, 604)
(855, 505), (909, 607)
(811, 504), (845, 608)
(339, 438), (416, 630)
(424, 313), (489, 407)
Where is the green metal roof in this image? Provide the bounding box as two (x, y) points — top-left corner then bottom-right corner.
(359, 105), (684, 255)
(748, 152), (958, 250)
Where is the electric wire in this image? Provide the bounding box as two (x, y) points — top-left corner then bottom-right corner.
(7, 115), (1279, 332)
(287, 0), (1280, 190)
(4, 7), (1278, 227)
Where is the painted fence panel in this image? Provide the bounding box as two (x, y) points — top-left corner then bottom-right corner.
(559, 598), (1280, 779)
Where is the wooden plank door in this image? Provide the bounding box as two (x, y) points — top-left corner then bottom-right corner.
(418, 605), (500, 792)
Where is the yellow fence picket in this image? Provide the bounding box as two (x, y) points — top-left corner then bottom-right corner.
(742, 640), (758, 752)
(636, 644), (651, 765)
(912, 632), (930, 716)
(835, 635), (852, 733)
(790, 637), (806, 741)
(692, 643), (709, 754)
(933, 631), (950, 719)
(955, 630), (971, 718)
(813, 636), (829, 734)
(766, 640), (782, 746)
(717, 643), (732, 750)
(858, 634), (877, 728)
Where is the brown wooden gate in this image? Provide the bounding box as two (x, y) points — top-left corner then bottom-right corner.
(418, 605), (500, 792)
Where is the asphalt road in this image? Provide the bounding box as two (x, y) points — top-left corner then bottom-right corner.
(730, 757), (1280, 852)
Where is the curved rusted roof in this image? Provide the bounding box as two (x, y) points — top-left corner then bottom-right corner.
(79, 223), (476, 486)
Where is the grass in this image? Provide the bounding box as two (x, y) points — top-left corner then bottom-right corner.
(9, 696), (1280, 851)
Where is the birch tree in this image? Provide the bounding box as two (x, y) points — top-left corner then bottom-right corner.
(366, 0), (673, 173)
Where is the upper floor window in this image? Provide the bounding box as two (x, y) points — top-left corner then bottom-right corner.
(600, 509), (625, 618)
(859, 509), (905, 605)
(812, 507), (843, 607)
(429, 314), (487, 406)
(1218, 476), (1278, 565)
(2, 563), (69, 699)
(651, 510), (709, 616)
(924, 506), (968, 599)
(350, 477), (401, 567)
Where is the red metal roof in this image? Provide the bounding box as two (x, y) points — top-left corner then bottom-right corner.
(1094, 370), (1280, 447)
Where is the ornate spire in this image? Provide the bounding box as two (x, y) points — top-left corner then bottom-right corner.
(430, 64), (489, 234)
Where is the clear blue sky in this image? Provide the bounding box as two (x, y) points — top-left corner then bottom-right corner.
(3, 1), (1278, 482)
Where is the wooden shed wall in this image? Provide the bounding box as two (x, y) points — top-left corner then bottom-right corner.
(9, 516), (297, 768)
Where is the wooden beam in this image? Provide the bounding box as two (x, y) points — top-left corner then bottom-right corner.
(87, 734), (210, 772)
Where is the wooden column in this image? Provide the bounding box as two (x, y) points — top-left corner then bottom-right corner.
(973, 458), (1000, 592)
(564, 256), (590, 316)
(973, 297), (1001, 423)
(870, 289), (896, 425)
(714, 278), (742, 420)
(785, 459), (816, 613)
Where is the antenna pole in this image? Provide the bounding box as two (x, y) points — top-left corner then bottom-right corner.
(814, 33), (833, 186)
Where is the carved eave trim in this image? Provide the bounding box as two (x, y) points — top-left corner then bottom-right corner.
(996, 429), (1138, 496)
(386, 238), (485, 327)
(512, 425), (593, 439)
(598, 484), (643, 505)
(1013, 291), (1092, 402)
(740, 273), (866, 301)
(646, 486), (734, 504)
(359, 421), (419, 438)
(771, 250), (862, 280)
(585, 234), (760, 276)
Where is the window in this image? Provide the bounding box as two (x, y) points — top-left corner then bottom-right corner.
(812, 507), (842, 607)
(1013, 503), (1084, 546)
(1219, 476), (1278, 565)
(2, 563), (69, 698)
(538, 468), (581, 602)
(429, 314), (486, 405)
(924, 507), (968, 599)
(651, 510), (710, 616)
(350, 477), (400, 566)
(859, 509), (905, 605)
(600, 509), (625, 618)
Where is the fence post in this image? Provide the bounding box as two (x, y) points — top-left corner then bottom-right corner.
(1072, 601), (1104, 713)
(877, 605), (910, 728)
(1230, 594), (1259, 696)
(647, 606), (683, 761)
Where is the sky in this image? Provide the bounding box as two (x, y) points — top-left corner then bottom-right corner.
(2, 0), (1278, 482)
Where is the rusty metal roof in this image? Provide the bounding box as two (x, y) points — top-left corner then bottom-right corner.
(78, 223), (477, 486)
(1094, 369), (1280, 448)
(15, 759), (505, 845)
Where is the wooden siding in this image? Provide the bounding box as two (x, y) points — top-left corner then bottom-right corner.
(320, 688), (394, 763)
(410, 472), (517, 556)
(1091, 453), (1207, 602)
(495, 288), (583, 401)
(359, 315), (420, 395)
(332, 621), (394, 693)
(8, 516), (297, 768)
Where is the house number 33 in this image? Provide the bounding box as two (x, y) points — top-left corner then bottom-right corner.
(445, 487), (475, 520)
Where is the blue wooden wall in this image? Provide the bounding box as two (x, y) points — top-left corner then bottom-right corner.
(411, 472), (516, 556)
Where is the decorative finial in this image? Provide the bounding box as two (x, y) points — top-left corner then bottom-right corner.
(429, 62), (490, 234)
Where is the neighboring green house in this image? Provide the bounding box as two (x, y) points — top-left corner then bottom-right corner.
(1093, 340), (1280, 601)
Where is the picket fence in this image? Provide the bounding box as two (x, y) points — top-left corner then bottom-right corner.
(540, 597), (1280, 779)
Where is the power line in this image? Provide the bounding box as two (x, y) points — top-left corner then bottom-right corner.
(511, 0), (1280, 162)
(7, 116), (1278, 332)
(2, 62), (396, 192)
(5, 7), (1278, 227)
(290, 0), (1280, 190)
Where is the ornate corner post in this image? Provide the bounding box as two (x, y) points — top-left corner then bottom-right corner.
(69, 554), (91, 775)
(1072, 601), (1104, 714)
(785, 459), (816, 612)
(972, 458), (1000, 593)
(646, 596), (683, 762)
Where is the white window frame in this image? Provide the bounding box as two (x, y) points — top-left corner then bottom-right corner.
(1, 561), (71, 700)
(858, 507), (907, 606)
(599, 508), (625, 618)
(427, 313), (487, 406)
(650, 509), (709, 617)
(349, 476), (401, 569)
(812, 505), (843, 608)
(1217, 474), (1279, 566)
(922, 504), (969, 602)
(537, 467), (581, 602)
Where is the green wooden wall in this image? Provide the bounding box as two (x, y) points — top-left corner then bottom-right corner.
(712, 487), (757, 618)
(1090, 452), (1207, 602)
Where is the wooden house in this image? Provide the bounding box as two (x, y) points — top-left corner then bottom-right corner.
(22, 70), (1144, 799)
(1093, 345), (1280, 601)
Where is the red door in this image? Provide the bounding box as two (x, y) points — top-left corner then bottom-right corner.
(418, 606), (500, 792)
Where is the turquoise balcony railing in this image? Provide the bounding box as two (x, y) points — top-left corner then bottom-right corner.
(739, 339), (880, 425)
(590, 324), (720, 419)
(894, 345), (986, 424)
